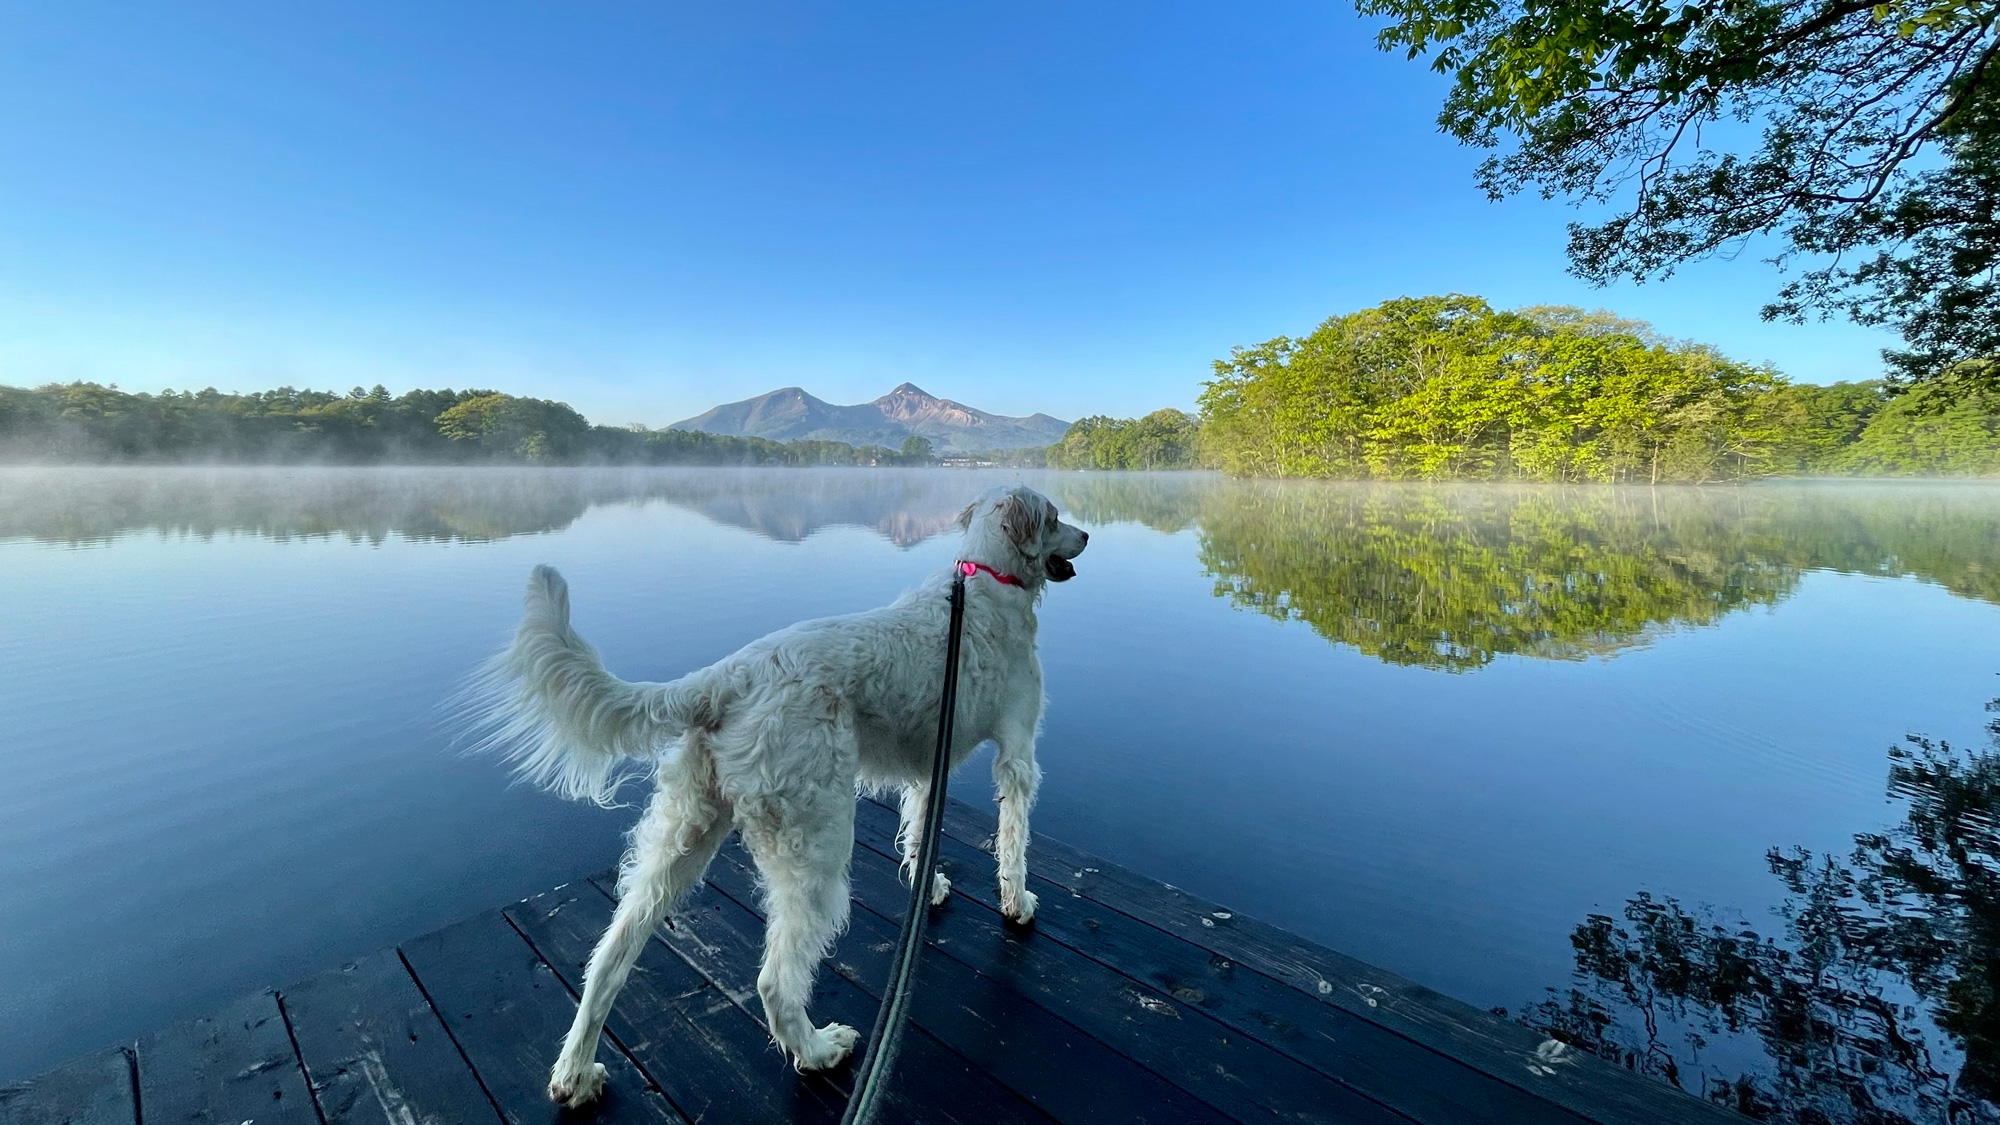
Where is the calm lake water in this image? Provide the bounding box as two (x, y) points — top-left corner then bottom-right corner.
(6, 467), (2000, 1110)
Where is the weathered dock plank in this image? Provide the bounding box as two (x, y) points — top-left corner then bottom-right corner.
(503, 880), (846, 1125)
(399, 910), (682, 1125)
(17, 793), (1738, 1125)
(134, 990), (315, 1125)
(852, 797), (1590, 1125)
(622, 873), (1063, 1125)
(282, 948), (500, 1125)
(700, 846), (1233, 1125)
(929, 796), (1739, 1125)
(0, 1047), (133, 1125)
(833, 817), (1414, 1125)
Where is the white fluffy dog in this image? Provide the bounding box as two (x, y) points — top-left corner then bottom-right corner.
(459, 483), (1088, 1107)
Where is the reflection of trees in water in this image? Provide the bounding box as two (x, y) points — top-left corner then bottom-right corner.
(1181, 482), (2000, 671)
(1038, 472), (1220, 534)
(1194, 484), (1793, 670)
(11, 472), (2000, 677)
(0, 467), (993, 547)
(1736, 489), (2000, 605)
(0, 467), (608, 545)
(1525, 701), (2000, 1124)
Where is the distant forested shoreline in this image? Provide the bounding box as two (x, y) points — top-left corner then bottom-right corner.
(0, 382), (989, 467)
(11, 295), (2000, 480)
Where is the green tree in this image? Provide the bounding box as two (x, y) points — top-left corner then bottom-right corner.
(1047, 410), (1202, 469)
(435, 393), (591, 461)
(1357, 0), (2000, 385)
(1199, 297), (1777, 482)
(1199, 295), (1509, 477)
(899, 434), (936, 462)
(1836, 382), (2000, 473)
(1772, 81), (2000, 388)
(1757, 381), (1890, 473)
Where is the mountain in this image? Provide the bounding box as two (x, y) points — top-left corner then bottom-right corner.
(668, 383), (1070, 453)
(668, 387), (904, 449)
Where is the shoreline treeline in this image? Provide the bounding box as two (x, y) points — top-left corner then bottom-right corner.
(0, 383), (949, 466)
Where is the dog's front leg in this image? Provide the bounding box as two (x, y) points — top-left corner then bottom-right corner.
(897, 784), (951, 905)
(991, 735), (1041, 923)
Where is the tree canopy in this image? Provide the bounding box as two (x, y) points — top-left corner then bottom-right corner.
(1357, 0), (2000, 386)
(1045, 409), (1202, 469)
(435, 393), (591, 460)
(1199, 295), (2000, 479)
(1198, 296), (1782, 482)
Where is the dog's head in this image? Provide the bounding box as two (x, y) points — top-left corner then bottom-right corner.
(956, 484), (1088, 586)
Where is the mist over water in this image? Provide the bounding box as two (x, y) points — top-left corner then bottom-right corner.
(5, 467), (2000, 1110)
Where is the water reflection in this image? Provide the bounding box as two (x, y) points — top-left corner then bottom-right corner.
(7, 470), (1999, 671)
(1183, 482), (2000, 670)
(0, 467), (982, 547)
(1190, 484), (1799, 670)
(1524, 699), (2000, 1124)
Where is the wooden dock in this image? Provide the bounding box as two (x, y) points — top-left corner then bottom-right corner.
(2, 795), (1738, 1125)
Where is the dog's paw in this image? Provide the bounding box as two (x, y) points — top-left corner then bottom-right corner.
(793, 1022), (859, 1072)
(547, 1059), (607, 1107)
(929, 870), (952, 906)
(1001, 885), (1039, 924)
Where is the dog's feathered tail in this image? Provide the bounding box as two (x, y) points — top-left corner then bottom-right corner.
(453, 564), (710, 807)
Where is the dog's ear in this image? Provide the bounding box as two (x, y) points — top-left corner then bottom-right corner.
(998, 491), (1044, 553)
(956, 502), (977, 531)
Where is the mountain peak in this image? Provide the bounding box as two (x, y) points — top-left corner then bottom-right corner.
(671, 384), (1070, 452)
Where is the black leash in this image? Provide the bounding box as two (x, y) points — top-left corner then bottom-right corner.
(839, 571), (967, 1125)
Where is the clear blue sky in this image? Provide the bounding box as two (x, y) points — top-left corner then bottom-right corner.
(0, 1), (1894, 426)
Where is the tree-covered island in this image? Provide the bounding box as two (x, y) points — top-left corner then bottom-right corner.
(1193, 296), (2000, 481)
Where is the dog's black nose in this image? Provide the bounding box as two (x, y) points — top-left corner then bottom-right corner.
(1079, 530), (1089, 545)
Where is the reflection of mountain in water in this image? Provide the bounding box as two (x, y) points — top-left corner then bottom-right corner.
(669, 472), (970, 547)
(1524, 698), (2000, 1125)
(10, 470), (1999, 673)
(0, 467), (996, 548)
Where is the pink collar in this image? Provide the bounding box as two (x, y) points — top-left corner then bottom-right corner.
(958, 560), (1027, 588)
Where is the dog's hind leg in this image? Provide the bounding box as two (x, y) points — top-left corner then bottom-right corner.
(896, 784), (951, 905)
(741, 793), (858, 1072)
(547, 763), (728, 1107)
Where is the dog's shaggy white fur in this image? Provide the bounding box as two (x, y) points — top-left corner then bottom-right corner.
(456, 483), (1088, 1107)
